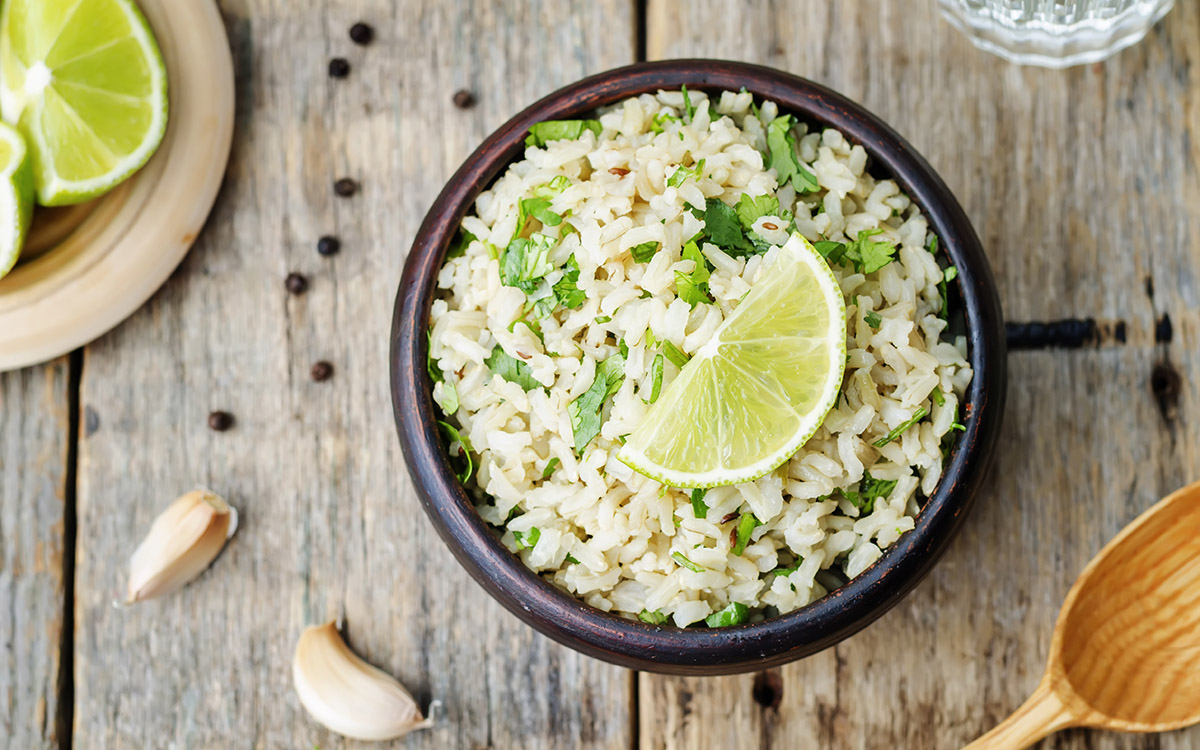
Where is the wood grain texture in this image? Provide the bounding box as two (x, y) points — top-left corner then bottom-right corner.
(71, 0), (634, 747)
(0, 360), (69, 750)
(643, 1), (1200, 748)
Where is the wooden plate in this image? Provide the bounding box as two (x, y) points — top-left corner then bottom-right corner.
(0, 0), (235, 371)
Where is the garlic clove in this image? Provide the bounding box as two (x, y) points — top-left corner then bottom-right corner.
(292, 620), (432, 741)
(125, 489), (236, 604)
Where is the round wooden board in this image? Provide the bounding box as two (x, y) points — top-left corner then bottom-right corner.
(0, 0), (235, 371)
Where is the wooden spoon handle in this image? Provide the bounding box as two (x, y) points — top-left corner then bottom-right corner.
(964, 680), (1077, 750)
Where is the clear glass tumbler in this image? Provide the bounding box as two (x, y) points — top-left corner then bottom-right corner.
(939, 0), (1176, 68)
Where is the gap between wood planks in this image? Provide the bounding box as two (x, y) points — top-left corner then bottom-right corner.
(57, 349), (81, 750)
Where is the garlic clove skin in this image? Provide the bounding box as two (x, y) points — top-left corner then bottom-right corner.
(125, 489), (235, 604)
(293, 620), (432, 741)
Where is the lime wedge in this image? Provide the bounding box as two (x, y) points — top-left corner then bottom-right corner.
(618, 234), (847, 488)
(0, 122), (33, 279)
(0, 0), (168, 206)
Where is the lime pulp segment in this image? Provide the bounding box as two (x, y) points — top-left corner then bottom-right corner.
(0, 121), (34, 279)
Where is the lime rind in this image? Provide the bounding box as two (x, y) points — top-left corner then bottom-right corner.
(0, 121), (33, 279)
(618, 233), (847, 489)
(0, 0), (169, 206)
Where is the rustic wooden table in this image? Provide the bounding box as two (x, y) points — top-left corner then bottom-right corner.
(3, 1), (1198, 748)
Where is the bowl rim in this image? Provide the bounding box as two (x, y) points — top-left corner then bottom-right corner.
(391, 59), (1006, 676)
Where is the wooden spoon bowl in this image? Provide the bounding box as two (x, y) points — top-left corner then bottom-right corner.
(968, 480), (1200, 747)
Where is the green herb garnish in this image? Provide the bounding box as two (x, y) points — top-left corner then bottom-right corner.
(666, 158), (705, 188)
(702, 197), (756, 257)
(680, 84), (695, 123)
(873, 407), (928, 447)
(525, 119), (601, 148)
(646, 353), (665, 404)
(552, 253), (587, 309)
(437, 420), (473, 483)
(931, 386), (946, 407)
(939, 264), (959, 319)
(542, 457), (560, 479)
(639, 609), (668, 625)
(500, 234), (555, 293)
(864, 310), (882, 329)
(630, 241), (659, 263)
(690, 488), (708, 519)
(649, 110), (680, 134)
(705, 602), (748, 627)
(565, 553), (580, 564)
(735, 192), (780, 232)
(765, 115), (818, 193)
(661, 341), (690, 369)
(841, 471), (898, 514)
(671, 551), (706, 573)
(568, 355), (625, 453)
(732, 513), (761, 555)
(513, 527), (541, 550)
(675, 240), (713, 307)
(594, 315), (612, 324)
(448, 227), (477, 258)
(485, 345), (541, 391)
(533, 175), (571, 197)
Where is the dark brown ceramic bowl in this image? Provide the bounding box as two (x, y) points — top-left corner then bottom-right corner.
(391, 60), (1005, 675)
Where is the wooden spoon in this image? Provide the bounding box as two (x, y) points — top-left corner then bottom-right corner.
(966, 480), (1200, 749)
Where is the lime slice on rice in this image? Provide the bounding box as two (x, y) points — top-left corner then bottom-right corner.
(0, 121), (34, 279)
(0, 0), (168, 206)
(618, 233), (847, 489)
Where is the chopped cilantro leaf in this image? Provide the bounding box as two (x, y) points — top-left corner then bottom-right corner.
(844, 229), (896, 274)
(873, 407), (928, 447)
(513, 527), (541, 550)
(649, 110), (680, 134)
(766, 115), (818, 193)
(437, 421), (474, 483)
(774, 558), (803, 577)
(533, 175), (571, 197)
(671, 551), (706, 572)
(732, 513), (761, 555)
(675, 240), (713, 307)
(619, 340), (630, 358)
(639, 609), (669, 625)
(680, 84), (695, 123)
(735, 193), (780, 232)
(864, 310), (882, 329)
(525, 119), (601, 148)
(647, 353), (665, 403)
(500, 234), (555, 293)
(516, 197), (562, 238)
(568, 355), (625, 453)
(552, 253), (587, 309)
(939, 264), (959, 319)
(662, 341), (690, 369)
(841, 471), (898, 514)
(565, 553), (580, 564)
(667, 159), (705, 188)
(542, 457), (560, 479)
(703, 198), (755, 256)
(594, 315), (612, 324)
(485, 345), (541, 391)
(630, 241), (659, 263)
(448, 227), (477, 258)
(437, 380), (459, 414)
(814, 240), (847, 263)
(690, 488), (708, 520)
(927, 235), (939, 255)
(705, 602), (748, 627)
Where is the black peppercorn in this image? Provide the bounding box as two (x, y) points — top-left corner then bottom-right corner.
(285, 273), (309, 295)
(317, 235), (341, 256)
(328, 57), (351, 78)
(310, 360), (334, 382)
(207, 411), (234, 431)
(452, 89), (476, 109)
(349, 22), (374, 45)
(333, 178), (358, 197)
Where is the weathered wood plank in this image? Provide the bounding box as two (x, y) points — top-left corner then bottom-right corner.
(0, 360), (69, 750)
(73, 0), (635, 747)
(643, 1), (1200, 748)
